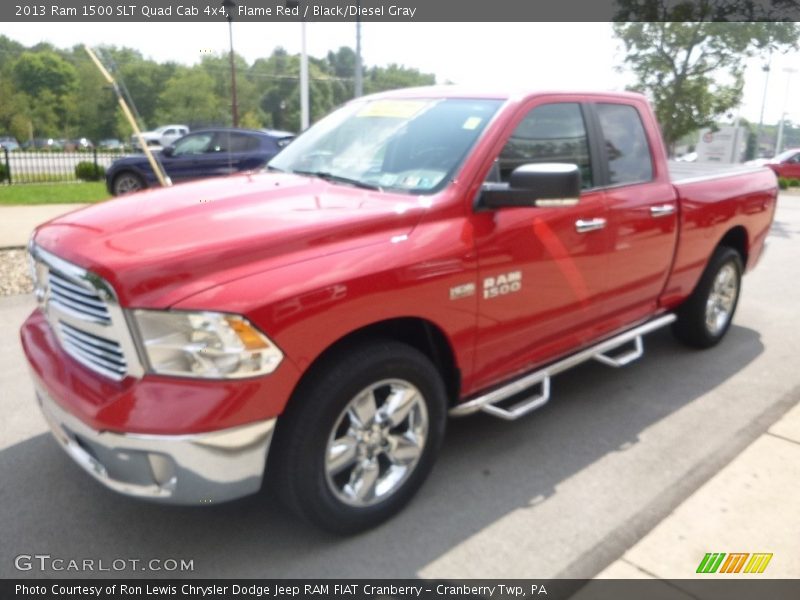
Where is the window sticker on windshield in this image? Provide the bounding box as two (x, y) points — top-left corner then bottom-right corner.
(462, 116), (483, 130)
(357, 100), (430, 119)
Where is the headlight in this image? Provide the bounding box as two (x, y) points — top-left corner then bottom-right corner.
(133, 310), (283, 379)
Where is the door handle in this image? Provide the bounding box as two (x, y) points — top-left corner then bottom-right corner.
(650, 204), (676, 217)
(575, 218), (606, 233)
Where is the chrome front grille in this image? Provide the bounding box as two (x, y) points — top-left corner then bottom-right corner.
(48, 270), (112, 325)
(29, 244), (143, 381)
(58, 321), (127, 379)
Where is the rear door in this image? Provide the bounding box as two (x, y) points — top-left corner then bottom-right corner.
(191, 131), (265, 177)
(589, 100), (678, 327)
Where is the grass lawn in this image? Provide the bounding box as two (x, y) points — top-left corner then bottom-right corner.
(0, 182), (110, 205)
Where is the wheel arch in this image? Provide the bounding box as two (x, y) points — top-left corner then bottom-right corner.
(290, 317), (461, 409)
(111, 169), (147, 195)
(717, 225), (748, 268)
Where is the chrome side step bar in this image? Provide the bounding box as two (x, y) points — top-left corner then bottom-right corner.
(449, 314), (676, 421)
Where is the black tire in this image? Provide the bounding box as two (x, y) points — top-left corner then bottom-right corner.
(672, 246), (743, 349)
(268, 340), (447, 534)
(112, 171), (145, 195)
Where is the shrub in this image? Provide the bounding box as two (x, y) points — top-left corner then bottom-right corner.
(789, 178), (800, 188)
(0, 163), (7, 182)
(75, 161), (105, 182)
(778, 177), (789, 190)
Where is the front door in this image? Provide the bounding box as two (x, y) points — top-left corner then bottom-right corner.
(470, 100), (612, 391)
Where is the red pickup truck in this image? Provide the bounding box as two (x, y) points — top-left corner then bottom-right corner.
(21, 88), (777, 533)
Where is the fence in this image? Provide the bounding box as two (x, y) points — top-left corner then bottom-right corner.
(1, 148), (128, 185)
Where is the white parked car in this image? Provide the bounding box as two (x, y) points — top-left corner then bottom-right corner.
(132, 125), (189, 148)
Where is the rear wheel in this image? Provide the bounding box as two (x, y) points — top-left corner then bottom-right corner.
(269, 341), (447, 533)
(112, 171), (145, 195)
(672, 246), (742, 348)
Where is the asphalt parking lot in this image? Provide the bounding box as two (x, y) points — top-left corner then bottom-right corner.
(1, 199), (798, 580)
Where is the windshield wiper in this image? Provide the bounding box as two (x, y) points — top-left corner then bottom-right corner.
(292, 169), (383, 191)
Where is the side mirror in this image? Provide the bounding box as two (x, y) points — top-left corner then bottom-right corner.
(161, 145), (175, 157)
(479, 163), (581, 209)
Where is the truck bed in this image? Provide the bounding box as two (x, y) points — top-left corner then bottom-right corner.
(668, 161), (770, 184)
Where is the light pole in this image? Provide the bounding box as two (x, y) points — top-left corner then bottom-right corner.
(354, 0), (363, 97)
(300, 20), (309, 130)
(222, 0), (239, 127)
(775, 67), (798, 155)
(287, 1), (309, 131)
(756, 54), (771, 156)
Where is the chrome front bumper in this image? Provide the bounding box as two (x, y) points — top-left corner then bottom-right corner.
(36, 383), (276, 505)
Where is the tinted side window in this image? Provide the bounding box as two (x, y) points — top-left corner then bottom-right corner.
(173, 133), (213, 155)
(596, 103), (653, 185)
(497, 103), (593, 188)
(217, 133), (261, 153)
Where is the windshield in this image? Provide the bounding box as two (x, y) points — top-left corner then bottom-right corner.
(269, 97), (503, 194)
(773, 148), (799, 162)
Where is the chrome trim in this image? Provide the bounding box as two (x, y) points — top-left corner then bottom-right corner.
(58, 322), (127, 380)
(705, 263), (738, 336)
(324, 379), (428, 507)
(29, 244), (144, 380)
(575, 218), (607, 233)
(536, 197), (580, 208)
(35, 380), (275, 504)
(650, 204), (676, 218)
(450, 314), (677, 419)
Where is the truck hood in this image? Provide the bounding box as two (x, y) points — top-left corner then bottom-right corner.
(33, 172), (428, 307)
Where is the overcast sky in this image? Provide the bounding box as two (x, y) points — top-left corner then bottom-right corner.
(3, 22), (798, 126)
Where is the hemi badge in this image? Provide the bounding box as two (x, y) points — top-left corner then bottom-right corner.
(450, 283), (476, 300)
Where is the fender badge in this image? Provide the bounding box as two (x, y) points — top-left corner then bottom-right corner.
(450, 283), (476, 300)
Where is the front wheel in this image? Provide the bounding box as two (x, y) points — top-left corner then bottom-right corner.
(672, 246), (743, 348)
(269, 341), (447, 534)
(112, 171), (145, 195)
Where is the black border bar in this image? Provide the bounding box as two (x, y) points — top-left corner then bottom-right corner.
(4, 579), (800, 600)
(4, 0), (800, 22)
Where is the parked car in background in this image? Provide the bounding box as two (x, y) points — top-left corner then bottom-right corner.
(765, 148), (800, 179)
(64, 138), (93, 151)
(98, 138), (124, 151)
(0, 136), (20, 151)
(133, 124), (189, 148)
(23, 138), (64, 151)
(107, 128), (295, 195)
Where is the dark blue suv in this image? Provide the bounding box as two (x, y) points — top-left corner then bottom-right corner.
(106, 128), (294, 195)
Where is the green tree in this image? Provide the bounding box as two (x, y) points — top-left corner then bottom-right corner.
(62, 47), (118, 140)
(201, 53), (263, 127)
(11, 51), (78, 99)
(0, 35), (24, 72)
(364, 63), (435, 94)
(155, 68), (225, 127)
(613, 17), (799, 151)
(10, 51), (78, 136)
(99, 46), (180, 130)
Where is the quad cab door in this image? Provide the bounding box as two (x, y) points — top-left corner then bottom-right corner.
(469, 99), (613, 391)
(589, 100), (678, 329)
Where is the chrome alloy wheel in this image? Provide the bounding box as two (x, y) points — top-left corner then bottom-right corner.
(324, 379), (429, 507)
(705, 263), (738, 335)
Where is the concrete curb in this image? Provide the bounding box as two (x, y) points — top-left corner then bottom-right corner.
(593, 397), (800, 582)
